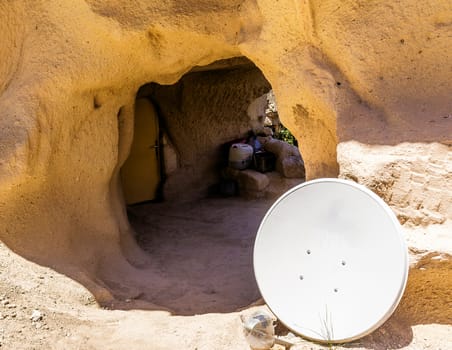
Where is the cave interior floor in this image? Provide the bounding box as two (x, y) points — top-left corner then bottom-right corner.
(126, 196), (273, 316)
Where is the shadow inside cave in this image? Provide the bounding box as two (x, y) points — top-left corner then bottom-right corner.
(112, 197), (272, 316)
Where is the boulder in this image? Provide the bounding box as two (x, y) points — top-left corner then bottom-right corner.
(279, 156), (306, 179)
(237, 170), (270, 192)
(258, 138), (305, 178)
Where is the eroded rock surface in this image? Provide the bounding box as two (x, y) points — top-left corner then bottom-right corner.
(339, 142), (452, 227)
(0, 3), (451, 347)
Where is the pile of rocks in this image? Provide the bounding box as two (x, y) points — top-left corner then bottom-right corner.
(221, 136), (305, 198)
(257, 136), (305, 178)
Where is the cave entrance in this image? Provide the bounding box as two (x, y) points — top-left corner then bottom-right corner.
(121, 58), (305, 315)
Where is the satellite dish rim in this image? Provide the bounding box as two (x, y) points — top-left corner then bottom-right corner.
(253, 178), (409, 344)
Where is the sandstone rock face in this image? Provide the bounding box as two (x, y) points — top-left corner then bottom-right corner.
(247, 93), (268, 132)
(0, 0), (451, 284)
(338, 141), (452, 227)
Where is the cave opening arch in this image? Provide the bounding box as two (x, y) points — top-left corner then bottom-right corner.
(116, 57), (307, 314)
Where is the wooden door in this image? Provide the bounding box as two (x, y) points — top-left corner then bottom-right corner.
(121, 98), (160, 204)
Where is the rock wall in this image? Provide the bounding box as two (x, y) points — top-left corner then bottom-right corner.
(339, 142), (452, 227)
(0, 0), (451, 283)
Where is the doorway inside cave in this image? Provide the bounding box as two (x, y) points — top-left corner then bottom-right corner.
(120, 98), (161, 205)
(120, 58), (305, 315)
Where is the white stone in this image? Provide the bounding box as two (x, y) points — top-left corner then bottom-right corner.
(30, 310), (43, 322)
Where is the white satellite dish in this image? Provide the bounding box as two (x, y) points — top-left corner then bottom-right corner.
(254, 178), (408, 343)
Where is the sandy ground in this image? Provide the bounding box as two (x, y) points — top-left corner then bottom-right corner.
(0, 197), (450, 349)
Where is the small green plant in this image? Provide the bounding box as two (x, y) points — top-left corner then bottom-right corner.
(275, 124), (298, 146)
(321, 306), (336, 349)
(295, 306), (337, 349)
